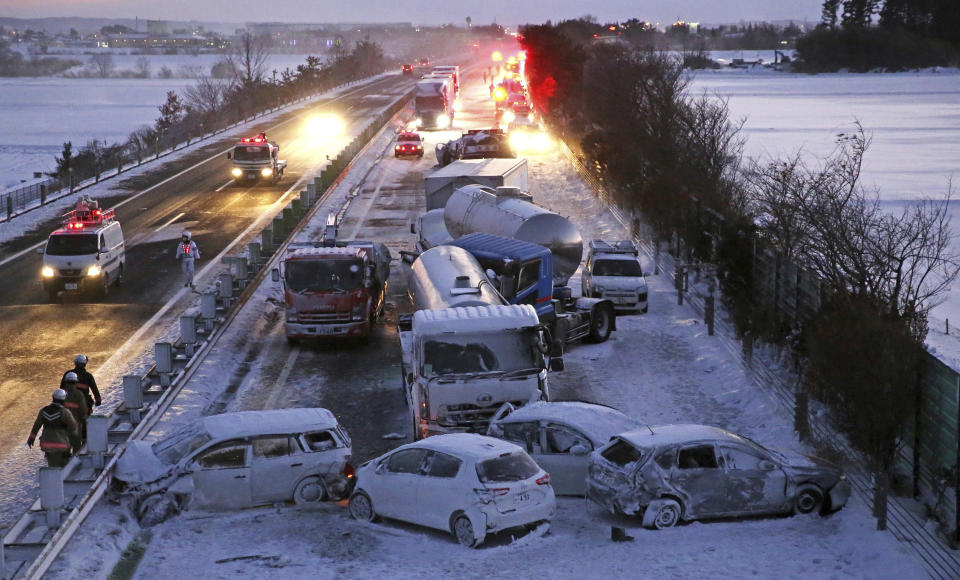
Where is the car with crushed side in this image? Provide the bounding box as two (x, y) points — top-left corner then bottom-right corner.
(348, 433), (555, 547)
(395, 130), (424, 158)
(486, 401), (641, 495)
(586, 424), (851, 529)
(113, 408), (353, 525)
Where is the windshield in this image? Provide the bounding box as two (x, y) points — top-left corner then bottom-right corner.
(285, 259), (363, 293)
(593, 259), (643, 277)
(46, 233), (98, 256)
(152, 424), (213, 465)
(398, 134), (420, 143)
(416, 96), (444, 109)
(422, 330), (539, 376)
(233, 145), (270, 161)
(477, 452), (539, 482)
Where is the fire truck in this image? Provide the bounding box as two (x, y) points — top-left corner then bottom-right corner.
(40, 196), (125, 301)
(271, 215), (392, 343)
(226, 133), (286, 183)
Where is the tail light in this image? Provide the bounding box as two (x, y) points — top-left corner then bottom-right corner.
(344, 462), (355, 479)
(536, 473), (551, 486)
(474, 487), (509, 503)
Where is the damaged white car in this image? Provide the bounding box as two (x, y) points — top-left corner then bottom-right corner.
(486, 401), (641, 495)
(586, 424), (851, 529)
(112, 408), (354, 525)
(348, 433), (555, 547)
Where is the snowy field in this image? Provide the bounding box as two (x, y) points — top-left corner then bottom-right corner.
(42, 67), (933, 580)
(0, 53), (318, 188)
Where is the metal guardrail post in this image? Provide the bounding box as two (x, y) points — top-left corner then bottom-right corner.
(39, 468), (64, 529)
(272, 216), (285, 240)
(201, 292), (217, 331)
(291, 195), (303, 218)
(261, 227), (274, 255)
(282, 204), (295, 232)
(306, 183), (317, 205)
(86, 415), (108, 470)
(155, 342), (173, 387)
(217, 273), (234, 300)
(180, 315), (197, 356)
(247, 243), (261, 269)
(123, 375), (144, 425)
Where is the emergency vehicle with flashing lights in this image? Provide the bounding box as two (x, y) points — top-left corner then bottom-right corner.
(394, 130), (424, 158)
(38, 195), (125, 301)
(225, 132), (286, 183)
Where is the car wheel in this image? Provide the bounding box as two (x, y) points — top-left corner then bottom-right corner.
(651, 499), (681, 529)
(348, 490), (377, 522)
(138, 493), (177, 527)
(99, 276), (110, 299)
(114, 265), (124, 287)
(587, 304), (613, 343)
(293, 476), (327, 505)
(452, 514), (480, 548)
(794, 486), (824, 515)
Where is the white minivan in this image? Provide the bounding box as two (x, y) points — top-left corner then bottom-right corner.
(40, 197), (124, 301)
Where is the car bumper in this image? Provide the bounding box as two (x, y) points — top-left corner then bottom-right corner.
(482, 497), (556, 532)
(286, 320), (370, 339)
(585, 478), (624, 514)
(44, 275), (100, 293)
(828, 478), (852, 512)
(596, 291), (647, 311)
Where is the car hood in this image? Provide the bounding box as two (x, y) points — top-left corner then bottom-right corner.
(777, 449), (843, 479)
(115, 440), (170, 484)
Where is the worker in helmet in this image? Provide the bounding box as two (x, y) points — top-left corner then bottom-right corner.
(61, 372), (90, 448)
(27, 389), (79, 467)
(61, 354), (101, 410)
(175, 230), (200, 288)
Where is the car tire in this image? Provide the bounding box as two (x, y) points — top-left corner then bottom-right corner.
(114, 264), (124, 287)
(99, 276), (110, 299)
(348, 490), (377, 522)
(138, 493), (177, 527)
(587, 304), (614, 343)
(293, 475), (327, 505)
(794, 486), (824, 515)
(650, 499), (681, 529)
(451, 514), (481, 548)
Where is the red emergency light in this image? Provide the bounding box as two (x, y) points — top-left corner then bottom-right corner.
(241, 137), (265, 143)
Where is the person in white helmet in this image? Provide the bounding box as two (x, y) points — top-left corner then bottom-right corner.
(175, 230), (200, 288)
(60, 372), (90, 447)
(27, 389), (79, 467)
(61, 354), (101, 409)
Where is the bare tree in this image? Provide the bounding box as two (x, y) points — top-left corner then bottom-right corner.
(228, 31), (269, 86)
(88, 53), (115, 78)
(182, 75), (231, 115)
(134, 56), (151, 78)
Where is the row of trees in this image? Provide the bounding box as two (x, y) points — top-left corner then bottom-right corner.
(798, 0), (960, 70)
(0, 40), (80, 76)
(53, 36), (388, 187)
(520, 19), (958, 530)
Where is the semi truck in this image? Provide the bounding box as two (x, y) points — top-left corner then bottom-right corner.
(414, 78), (454, 130)
(414, 183), (617, 349)
(399, 244), (556, 440)
(271, 217), (391, 343)
(226, 133), (286, 183)
(424, 157), (528, 210)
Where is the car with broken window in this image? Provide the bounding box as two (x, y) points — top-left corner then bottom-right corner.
(486, 401), (641, 495)
(348, 433), (555, 547)
(112, 408), (354, 525)
(586, 424), (851, 529)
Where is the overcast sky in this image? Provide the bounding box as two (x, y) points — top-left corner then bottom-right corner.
(0, 0), (823, 28)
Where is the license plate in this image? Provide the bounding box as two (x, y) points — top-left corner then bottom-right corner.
(515, 492), (530, 504)
(65, 283), (78, 290)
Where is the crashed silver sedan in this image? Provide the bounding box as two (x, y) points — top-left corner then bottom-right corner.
(586, 424), (851, 529)
(112, 408), (353, 524)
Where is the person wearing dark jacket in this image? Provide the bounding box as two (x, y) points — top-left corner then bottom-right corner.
(61, 354), (101, 409)
(61, 372), (90, 446)
(27, 389), (79, 467)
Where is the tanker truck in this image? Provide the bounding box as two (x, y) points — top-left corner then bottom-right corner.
(413, 183), (616, 349)
(399, 244), (557, 440)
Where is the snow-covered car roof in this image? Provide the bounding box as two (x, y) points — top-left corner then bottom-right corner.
(203, 408), (339, 441)
(413, 305), (539, 334)
(405, 433), (525, 461)
(494, 401), (641, 446)
(591, 253), (640, 262)
(618, 424), (747, 449)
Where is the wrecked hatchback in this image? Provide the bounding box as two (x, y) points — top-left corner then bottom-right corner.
(586, 424), (850, 529)
(112, 408), (353, 525)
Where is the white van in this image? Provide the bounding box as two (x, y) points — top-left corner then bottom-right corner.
(40, 197), (124, 301)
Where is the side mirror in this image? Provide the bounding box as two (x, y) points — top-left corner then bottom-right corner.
(37, 245), (46, 255)
(376, 462), (387, 475)
(410, 223), (416, 234)
(499, 275), (517, 300)
(569, 444), (589, 456)
(549, 357), (565, 372)
(226, 152), (232, 159)
(271, 268), (280, 282)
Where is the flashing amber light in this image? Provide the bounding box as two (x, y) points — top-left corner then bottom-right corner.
(492, 86), (508, 101)
(609, 25), (616, 31)
(491, 51), (503, 61)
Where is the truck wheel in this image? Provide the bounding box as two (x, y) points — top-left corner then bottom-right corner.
(99, 277), (110, 299)
(114, 265), (124, 287)
(588, 305), (613, 343)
